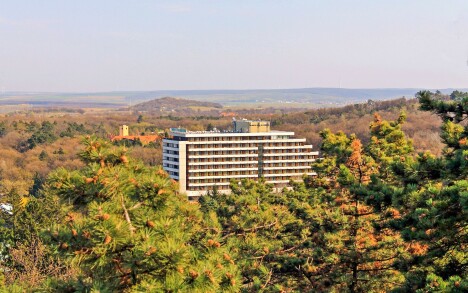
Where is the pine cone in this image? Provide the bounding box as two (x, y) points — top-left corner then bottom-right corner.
(98, 213), (110, 221)
(189, 270), (199, 279)
(104, 235), (112, 244)
(145, 246), (157, 256)
(120, 155), (129, 164)
(146, 220), (155, 228)
(205, 270), (215, 283)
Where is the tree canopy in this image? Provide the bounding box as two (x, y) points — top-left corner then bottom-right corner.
(0, 90), (467, 292)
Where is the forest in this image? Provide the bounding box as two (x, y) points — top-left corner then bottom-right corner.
(0, 91), (466, 292)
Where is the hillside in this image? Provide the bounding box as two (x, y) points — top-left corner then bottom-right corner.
(245, 97), (444, 155)
(130, 97), (223, 114)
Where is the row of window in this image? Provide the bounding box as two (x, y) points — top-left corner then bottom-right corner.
(187, 168), (310, 178)
(187, 175), (305, 187)
(163, 163), (178, 169)
(188, 149), (311, 156)
(163, 156), (179, 162)
(188, 186), (229, 191)
(186, 142), (303, 149)
(163, 142), (178, 148)
(186, 136), (290, 142)
(266, 155), (314, 160)
(263, 162), (309, 167)
(263, 169), (310, 175)
(189, 164), (257, 170)
(187, 157), (313, 164)
(189, 170), (258, 177)
(189, 150), (257, 156)
(189, 158), (258, 163)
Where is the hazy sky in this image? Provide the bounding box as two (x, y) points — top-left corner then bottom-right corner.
(1, 0), (468, 92)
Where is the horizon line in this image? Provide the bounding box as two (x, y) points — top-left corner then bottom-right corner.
(1, 86), (468, 95)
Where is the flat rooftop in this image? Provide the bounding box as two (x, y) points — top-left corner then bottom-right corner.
(168, 119), (297, 137)
(169, 129), (295, 137)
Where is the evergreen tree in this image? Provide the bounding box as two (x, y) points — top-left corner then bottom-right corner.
(0, 122), (6, 137)
(367, 112), (413, 181)
(200, 179), (307, 291)
(291, 131), (408, 292)
(17, 121), (57, 152)
(137, 115), (144, 124)
(0, 187), (66, 289)
(43, 137), (240, 291)
(38, 150), (49, 161)
(390, 91), (468, 290)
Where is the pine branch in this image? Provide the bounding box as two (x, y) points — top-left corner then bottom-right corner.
(276, 239), (308, 254)
(356, 266), (395, 272)
(260, 268), (273, 289)
(222, 220), (278, 238)
(128, 202), (144, 211)
(120, 194), (135, 235)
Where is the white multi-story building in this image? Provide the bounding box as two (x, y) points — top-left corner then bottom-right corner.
(163, 120), (318, 199)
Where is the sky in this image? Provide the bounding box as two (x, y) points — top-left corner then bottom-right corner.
(0, 0), (468, 92)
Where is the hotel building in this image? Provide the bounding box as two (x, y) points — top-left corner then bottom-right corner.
(162, 120), (318, 199)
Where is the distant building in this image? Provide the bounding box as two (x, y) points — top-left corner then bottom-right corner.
(163, 120), (318, 200)
(119, 125), (129, 136)
(111, 125), (160, 145)
(220, 112), (237, 117)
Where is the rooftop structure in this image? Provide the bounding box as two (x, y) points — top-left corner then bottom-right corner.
(163, 120), (318, 199)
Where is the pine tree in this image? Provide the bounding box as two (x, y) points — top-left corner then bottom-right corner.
(200, 178), (307, 291)
(38, 150), (49, 161)
(367, 112), (413, 181)
(292, 131), (408, 292)
(390, 91), (468, 290)
(0, 187), (67, 290)
(43, 136), (240, 291)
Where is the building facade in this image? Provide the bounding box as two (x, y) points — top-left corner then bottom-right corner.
(163, 120), (318, 199)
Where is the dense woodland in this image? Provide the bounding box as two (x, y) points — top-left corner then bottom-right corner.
(0, 91), (466, 292)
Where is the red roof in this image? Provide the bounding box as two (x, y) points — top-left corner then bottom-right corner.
(220, 112), (236, 117)
(111, 135), (160, 145)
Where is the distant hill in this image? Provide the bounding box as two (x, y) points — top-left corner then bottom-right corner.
(124, 88), (467, 107)
(1, 88), (468, 110)
(130, 97), (223, 113)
